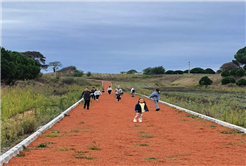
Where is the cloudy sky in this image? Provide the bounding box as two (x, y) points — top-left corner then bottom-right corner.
(1, 1), (245, 73)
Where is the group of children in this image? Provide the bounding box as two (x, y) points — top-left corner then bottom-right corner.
(80, 85), (160, 123)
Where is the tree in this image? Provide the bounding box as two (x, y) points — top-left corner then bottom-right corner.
(86, 71), (92, 77)
(221, 70), (230, 77)
(143, 66), (165, 75)
(236, 79), (246, 86)
(221, 77), (235, 85)
(190, 67), (205, 74)
(21, 51), (49, 70)
(199, 76), (213, 86)
(173, 70), (183, 74)
(234, 46), (246, 67)
(49, 61), (62, 77)
(73, 70), (84, 77)
(220, 62), (239, 71)
(165, 70), (174, 74)
(205, 68), (215, 74)
(127, 69), (137, 74)
(1, 47), (40, 85)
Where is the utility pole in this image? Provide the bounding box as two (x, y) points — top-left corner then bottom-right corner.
(188, 61), (190, 74)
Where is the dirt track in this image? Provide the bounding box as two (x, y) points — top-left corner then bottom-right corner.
(4, 81), (245, 166)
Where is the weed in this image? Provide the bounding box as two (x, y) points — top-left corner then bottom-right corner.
(70, 130), (80, 133)
(141, 134), (154, 138)
(220, 130), (244, 135)
(89, 146), (101, 150)
(145, 157), (158, 161)
(44, 133), (59, 137)
(134, 143), (148, 146)
(51, 130), (60, 133)
(17, 153), (25, 157)
(79, 122), (85, 124)
(185, 114), (198, 119)
(134, 125), (140, 127)
(226, 141), (234, 145)
(37, 142), (55, 148)
(163, 158), (176, 161)
(139, 131), (145, 134)
(73, 151), (95, 160)
(125, 154), (133, 156)
(56, 147), (73, 151)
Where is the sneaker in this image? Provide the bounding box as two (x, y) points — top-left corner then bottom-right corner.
(138, 118), (142, 123)
(156, 109), (160, 111)
(133, 119), (137, 123)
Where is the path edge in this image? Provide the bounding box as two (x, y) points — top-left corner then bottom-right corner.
(136, 93), (246, 134)
(0, 98), (84, 166)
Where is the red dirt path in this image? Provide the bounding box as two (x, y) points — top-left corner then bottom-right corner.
(4, 81), (245, 166)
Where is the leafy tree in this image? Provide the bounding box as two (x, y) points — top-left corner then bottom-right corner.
(216, 70), (222, 74)
(221, 77), (235, 85)
(199, 76), (213, 86)
(236, 79), (246, 86)
(183, 70), (189, 73)
(143, 66), (165, 75)
(86, 71), (92, 77)
(235, 69), (245, 77)
(220, 62), (239, 71)
(234, 46), (246, 66)
(221, 70), (230, 77)
(21, 51), (48, 70)
(190, 67), (205, 74)
(205, 68), (215, 74)
(49, 61), (62, 77)
(127, 69), (137, 74)
(1, 47), (40, 85)
(73, 70), (84, 77)
(173, 70), (183, 74)
(165, 70), (174, 74)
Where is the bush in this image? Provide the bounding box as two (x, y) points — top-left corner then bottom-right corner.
(221, 77), (235, 85)
(173, 70), (183, 74)
(235, 69), (245, 77)
(205, 68), (215, 74)
(236, 79), (246, 86)
(86, 71), (92, 77)
(190, 67), (205, 74)
(21, 117), (36, 134)
(62, 78), (75, 85)
(165, 70), (174, 74)
(199, 76), (213, 86)
(73, 70), (84, 77)
(221, 70), (230, 77)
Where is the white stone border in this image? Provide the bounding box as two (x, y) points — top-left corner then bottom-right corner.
(136, 93), (246, 134)
(0, 98), (84, 166)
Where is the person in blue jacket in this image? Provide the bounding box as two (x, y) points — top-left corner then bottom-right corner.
(149, 88), (160, 111)
(133, 98), (149, 123)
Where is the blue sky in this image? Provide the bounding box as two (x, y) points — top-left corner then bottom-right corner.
(1, 1), (245, 73)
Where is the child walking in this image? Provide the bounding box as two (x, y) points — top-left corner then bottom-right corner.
(107, 86), (112, 94)
(94, 89), (102, 101)
(115, 85), (123, 102)
(80, 87), (91, 110)
(131, 86), (135, 97)
(149, 89), (160, 111)
(133, 98), (149, 123)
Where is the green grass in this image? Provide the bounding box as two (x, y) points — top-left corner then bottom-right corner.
(220, 130), (244, 135)
(56, 147), (74, 151)
(144, 157), (158, 161)
(73, 151), (95, 160)
(79, 122), (85, 124)
(134, 143), (148, 146)
(141, 134), (154, 138)
(185, 114), (198, 119)
(44, 133), (60, 137)
(37, 142), (55, 148)
(89, 146), (101, 150)
(17, 153), (25, 157)
(163, 158), (177, 161)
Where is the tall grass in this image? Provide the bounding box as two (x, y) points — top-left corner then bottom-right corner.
(1, 80), (93, 149)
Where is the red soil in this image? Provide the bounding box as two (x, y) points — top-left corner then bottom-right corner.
(4, 81), (245, 166)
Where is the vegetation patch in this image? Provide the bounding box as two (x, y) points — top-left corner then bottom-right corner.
(134, 143), (148, 146)
(44, 133), (60, 137)
(220, 130), (244, 135)
(185, 114), (198, 119)
(144, 157), (158, 161)
(141, 134), (154, 138)
(37, 142), (55, 148)
(73, 151), (95, 160)
(17, 153), (25, 157)
(163, 158), (176, 161)
(79, 122), (85, 124)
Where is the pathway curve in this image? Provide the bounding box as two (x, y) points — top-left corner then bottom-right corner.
(4, 81), (245, 166)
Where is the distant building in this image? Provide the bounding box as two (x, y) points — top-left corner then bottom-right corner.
(120, 71), (127, 74)
(134, 72), (143, 75)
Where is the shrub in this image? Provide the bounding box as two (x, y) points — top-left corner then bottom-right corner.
(199, 76), (213, 86)
(86, 71), (92, 77)
(190, 67), (205, 74)
(235, 69), (245, 77)
(236, 79), (246, 86)
(165, 70), (174, 74)
(62, 78), (75, 85)
(21, 117), (36, 134)
(221, 77), (235, 85)
(221, 70), (230, 77)
(173, 70), (183, 74)
(73, 70), (84, 77)
(205, 68), (215, 74)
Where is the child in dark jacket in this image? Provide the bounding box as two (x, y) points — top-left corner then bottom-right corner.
(80, 87), (91, 110)
(133, 98), (149, 123)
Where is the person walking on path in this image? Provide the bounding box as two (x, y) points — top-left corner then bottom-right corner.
(131, 86), (135, 97)
(90, 87), (96, 100)
(149, 88), (160, 111)
(94, 89), (102, 101)
(107, 86), (112, 94)
(133, 98), (149, 123)
(115, 85), (123, 102)
(80, 87), (91, 110)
